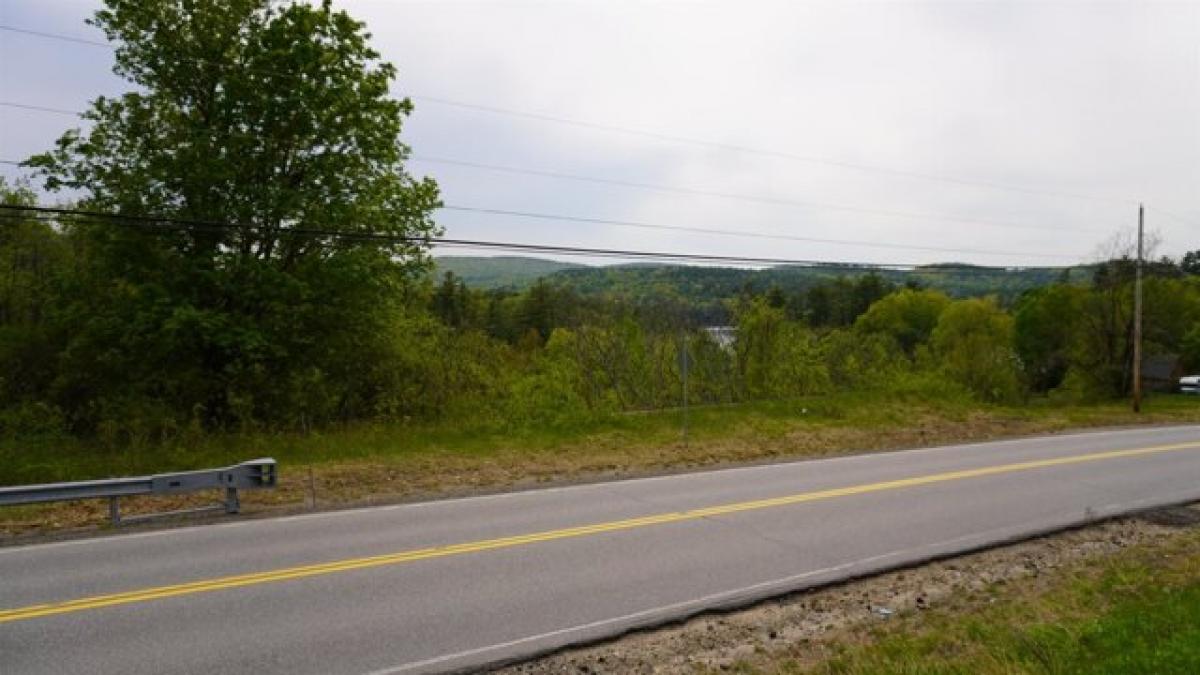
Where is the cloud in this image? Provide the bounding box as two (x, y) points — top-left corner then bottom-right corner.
(3, 0), (1196, 264)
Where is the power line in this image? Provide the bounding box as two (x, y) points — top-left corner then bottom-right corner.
(0, 25), (108, 49)
(1145, 205), (1200, 231)
(437, 205), (1084, 260)
(0, 20), (1163, 246)
(0, 101), (84, 117)
(410, 96), (1134, 207)
(0, 145), (1104, 251)
(0, 22), (1135, 206)
(3, 98), (1111, 242)
(0, 158), (1091, 258)
(0, 103), (1115, 238)
(416, 156), (1110, 235)
(0, 204), (1078, 274)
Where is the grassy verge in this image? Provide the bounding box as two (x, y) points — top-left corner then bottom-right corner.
(746, 522), (1200, 674)
(2, 392), (1198, 535)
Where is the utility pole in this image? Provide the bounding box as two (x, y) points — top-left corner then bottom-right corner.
(1132, 204), (1144, 413)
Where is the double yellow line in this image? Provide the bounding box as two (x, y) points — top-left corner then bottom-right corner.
(2, 440), (1197, 624)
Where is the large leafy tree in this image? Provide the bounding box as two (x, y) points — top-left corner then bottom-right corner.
(1014, 284), (1084, 392)
(23, 0), (441, 433)
(0, 179), (70, 425)
(30, 0), (438, 260)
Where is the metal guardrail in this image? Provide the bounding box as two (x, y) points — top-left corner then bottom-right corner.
(0, 458), (277, 525)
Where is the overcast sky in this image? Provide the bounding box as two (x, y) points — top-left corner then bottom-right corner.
(1, 0), (1197, 267)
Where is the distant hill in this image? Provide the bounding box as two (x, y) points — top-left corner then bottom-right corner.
(550, 262), (1088, 301)
(432, 256), (586, 289)
(434, 256), (1092, 305)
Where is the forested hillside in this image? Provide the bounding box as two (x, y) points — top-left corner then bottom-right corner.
(433, 256), (584, 289)
(555, 261), (1084, 298)
(434, 256), (1093, 325)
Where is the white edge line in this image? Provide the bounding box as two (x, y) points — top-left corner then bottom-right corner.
(3, 424), (1196, 555)
(365, 486), (1200, 675)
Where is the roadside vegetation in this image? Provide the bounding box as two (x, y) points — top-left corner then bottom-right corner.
(746, 519), (1200, 675)
(4, 179), (1198, 474)
(5, 171), (1200, 445)
(4, 390), (1199, 535)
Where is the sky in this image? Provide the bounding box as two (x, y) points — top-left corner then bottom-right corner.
(1, 0), (1197, 268)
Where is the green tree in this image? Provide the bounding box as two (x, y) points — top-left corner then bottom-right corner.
(820, 329), (906, 390)
(432, 271), (470, 328)
(517, 279), (579, 342)
(851, 273), (892, 319)
(0, 179), (71, 433)
(854, 288), (951, 355)
(1014, 284), (1084, 392)
(1182, 250), (1200, 276)
(735, 299), (829, 399)
(1183, 323), (1200, 372)
(23, 0), (439, 434)
(1067, 259), (1197, 398)
(931, 298), (1021, 402)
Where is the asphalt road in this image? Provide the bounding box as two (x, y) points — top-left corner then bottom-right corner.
(2, 425), (1199, 674)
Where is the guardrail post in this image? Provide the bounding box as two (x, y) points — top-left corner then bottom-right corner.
(109, 496), (120, 526)
(225, 487), (240, 514)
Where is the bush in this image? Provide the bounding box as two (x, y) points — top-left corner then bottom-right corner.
(502, 328), (607, 429)
(854, 289), (950, 355)
(821, 329), (908, 390)
(931, 298), (1021, 403)
(0, 400), (67, 439)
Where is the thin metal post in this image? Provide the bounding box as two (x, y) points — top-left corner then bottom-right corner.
(1133, 204), (1144, 413)
(681, 332), (689, 448)
(225, 487), (240, 514)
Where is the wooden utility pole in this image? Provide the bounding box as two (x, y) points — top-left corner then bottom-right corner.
(1132, 204), (1144, 413)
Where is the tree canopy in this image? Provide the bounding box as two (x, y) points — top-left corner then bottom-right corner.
(11, 0), (440, 434)
(29, 0), (439, 262)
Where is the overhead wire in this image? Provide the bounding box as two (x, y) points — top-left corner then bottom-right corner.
(0, 151), (1104, 255)
(0, 170), (1088, 260)
(0, 100), (1151, 242)
(0, 111), (1115, 242)
(1145, 205), (1200, 230)
(0, 204), (1083, 274)
(0, 101), (86, 117)
(4, 22), (1179, 254)
(0, 22), (1138, 206)
(436, 205), (1084, 260)
(415, 156), (1110, 235)
(407, 96), (1136, 207)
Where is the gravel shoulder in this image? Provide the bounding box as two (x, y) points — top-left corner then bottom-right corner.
(501, 503), (1200, 674)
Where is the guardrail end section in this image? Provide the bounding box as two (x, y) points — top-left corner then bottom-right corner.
(238, 458), (277, 489)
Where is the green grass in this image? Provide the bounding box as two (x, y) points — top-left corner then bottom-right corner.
(762, 530), (1200, 675)
(2, 391), (1197, 487)
(2, 391), (1197, 534)
(819, 586), (1200, 674)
